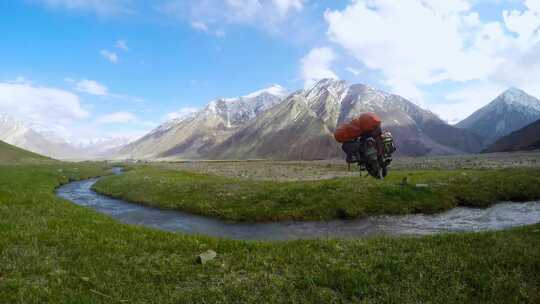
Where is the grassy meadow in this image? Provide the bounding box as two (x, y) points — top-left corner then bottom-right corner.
(1, 145), (540, 303)
(93, 165), (540, 222)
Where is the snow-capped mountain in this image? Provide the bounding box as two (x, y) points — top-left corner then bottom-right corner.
(72, 137), (133, 158)
(207, 79), (483, 159)
(0, 114), (80, 159)
(205, 84), (287, 127)
(117, 85), (287, 159)
(119, 79), (483, 161)
(207, 94), (338, 160)
(0, 113), (132, 160)
(457, 88), (540, 144)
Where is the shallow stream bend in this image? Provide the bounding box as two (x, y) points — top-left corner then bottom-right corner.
(55, 168), (540, 241)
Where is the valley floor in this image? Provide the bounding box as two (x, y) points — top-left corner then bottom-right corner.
(2, 155), (540, 303)
(94, 154), (540, 222)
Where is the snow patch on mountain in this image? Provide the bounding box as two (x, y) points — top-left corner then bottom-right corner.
(244, 84), (287, 99)
(498, 87), (540, 112)
(457, 87), (540, 144)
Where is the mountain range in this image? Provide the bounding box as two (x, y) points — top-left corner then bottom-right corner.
(3, 81), (539, 161)
(118, 79), (485, 160)
(0, 114), (129, 160)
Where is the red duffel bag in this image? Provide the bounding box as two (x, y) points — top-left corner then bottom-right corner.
(334, 113), (381, 143)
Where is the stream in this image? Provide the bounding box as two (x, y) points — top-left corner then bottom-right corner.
(55, 167), (540, 241)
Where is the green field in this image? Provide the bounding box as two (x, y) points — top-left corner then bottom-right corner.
(93, 165), (540, 222)
(1, 140), (540, 304)
(1, 162), (540, 302)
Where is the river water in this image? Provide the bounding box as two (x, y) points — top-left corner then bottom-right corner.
(55, 168), (540, 241)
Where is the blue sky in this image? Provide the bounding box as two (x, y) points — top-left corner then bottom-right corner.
(0, 0), (539, 142)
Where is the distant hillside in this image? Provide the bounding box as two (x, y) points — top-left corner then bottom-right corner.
(0, 140), (52, 163)
(483, 119), (540, 153)
(457, 88), (540, 145)
(0, 113), (130, 160)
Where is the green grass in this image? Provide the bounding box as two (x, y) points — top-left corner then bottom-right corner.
(1, 163), (540, 303)
(0, 140), (52, 164)
(93, 165), (540, 222)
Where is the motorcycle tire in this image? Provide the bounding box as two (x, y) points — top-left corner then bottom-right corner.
(382, 165), (388, 178)
(367, 162), (384, 179)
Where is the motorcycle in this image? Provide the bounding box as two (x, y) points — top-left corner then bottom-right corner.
(341, 131), (396, 179)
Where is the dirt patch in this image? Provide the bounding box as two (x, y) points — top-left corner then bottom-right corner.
(155, 151), (540, 181)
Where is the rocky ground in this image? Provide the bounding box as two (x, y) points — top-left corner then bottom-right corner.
(153, 151), (540, 181)
(391, 151), (540, 170)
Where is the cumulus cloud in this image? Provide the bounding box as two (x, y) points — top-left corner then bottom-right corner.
(74, 79), (109, 96)
(324, 0), (540, 119)
(100, 49), (118, 63)
(32, 0), (133, 16)
(300, 47), (338, 88)
(0, 82), (89, 128)
(430, 83), (507, 124)
(158, 0), (306, 32)
(97, 111), (136, 124)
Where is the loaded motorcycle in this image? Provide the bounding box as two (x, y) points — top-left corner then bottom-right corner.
(334, 113), (396, 179)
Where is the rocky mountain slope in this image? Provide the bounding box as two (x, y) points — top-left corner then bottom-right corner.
(483, 119), (540, 153)
(209, 80), (483, 159)
(120, 79), (484, 160)
(457, 88), (540, 145)
(117, 85), (287, 159)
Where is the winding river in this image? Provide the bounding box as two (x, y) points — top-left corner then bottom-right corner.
(55, 168), (540, 241)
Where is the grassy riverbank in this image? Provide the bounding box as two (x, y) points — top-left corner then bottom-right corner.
(93, 165), (540, 222)
(1, 163), (540, 303)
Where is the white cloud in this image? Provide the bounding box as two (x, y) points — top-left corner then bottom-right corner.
(0, 82), (90, 129)
(115, 39), (129, 50)
(324, 0), (540, 110)
(430, 83), (507, 124)
(346, 67), (361, 76)
(190, 21), (226, 37)
(97, 111), (136, 124)
(300, 47), (338, 87)
(272, 0), (305, 17)
(75, 79), (108, 96)
(158, 0), (306, 32)
(225, 0), (262, 20)
(191, 21), (209, 32)
(33, 0), (133, 16)
(165, 107), (199, 121)
(100, 49), (118, 63)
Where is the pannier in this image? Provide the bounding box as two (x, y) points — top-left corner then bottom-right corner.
(381, 131), (396, 156)
(334, 113), (382, 143)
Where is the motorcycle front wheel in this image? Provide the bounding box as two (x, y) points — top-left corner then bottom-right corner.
(367, 162), (384, 179)
(382, 165), (388, 178)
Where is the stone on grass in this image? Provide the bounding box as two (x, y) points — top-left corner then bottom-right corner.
(415, 184), (429, 188)
(197, 250), (217, 264)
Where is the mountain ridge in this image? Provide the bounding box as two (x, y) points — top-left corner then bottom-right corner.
(119, 79), (485, 160)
